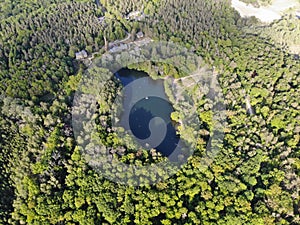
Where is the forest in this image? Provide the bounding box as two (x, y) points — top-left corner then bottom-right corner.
(245, 13), (300, 55)
(0, 0), (299, 224)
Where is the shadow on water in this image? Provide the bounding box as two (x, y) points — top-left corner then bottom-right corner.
(115, 68), (148, 86)
(129, 97), (180, 157)
(115, 68), (180, 157)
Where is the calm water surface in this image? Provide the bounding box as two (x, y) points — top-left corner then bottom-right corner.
(115, 68), (179, 157)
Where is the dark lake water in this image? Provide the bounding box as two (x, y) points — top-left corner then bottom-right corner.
(115, 68), (147, 86)
(114, 68), (180, 157)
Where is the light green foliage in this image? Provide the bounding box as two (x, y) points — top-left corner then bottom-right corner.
(244, 14), (300, 54)
(0, 0), (299, 224)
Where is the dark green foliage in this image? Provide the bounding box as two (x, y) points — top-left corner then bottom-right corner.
(0, 0), (299, 224)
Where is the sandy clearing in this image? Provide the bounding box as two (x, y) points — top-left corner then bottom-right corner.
(231, 0), (300, 23)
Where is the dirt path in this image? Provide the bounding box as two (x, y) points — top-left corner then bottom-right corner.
(109, 32), (131, 46)
(231, 0), (299, 23)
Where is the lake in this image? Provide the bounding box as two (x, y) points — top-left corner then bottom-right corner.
(114, 68), (180, 157)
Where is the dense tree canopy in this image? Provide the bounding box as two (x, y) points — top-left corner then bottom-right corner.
(0, 0), (299, 224)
